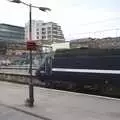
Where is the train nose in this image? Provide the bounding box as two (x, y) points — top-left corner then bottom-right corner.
(35, 69), (40, 77)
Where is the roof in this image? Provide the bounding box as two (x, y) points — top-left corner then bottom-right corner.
(70, 38), (94, 43)
(55, 48), (120, 57)
(0, 23), (24, 29)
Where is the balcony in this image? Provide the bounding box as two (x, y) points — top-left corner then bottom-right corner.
(47, 31), (51, 34)
(47, 35), (51, 38)
(52, 31), (57, 34)
(52, 27), (57, 31)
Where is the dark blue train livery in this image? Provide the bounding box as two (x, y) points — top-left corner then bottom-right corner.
(36, 48), (120, 96)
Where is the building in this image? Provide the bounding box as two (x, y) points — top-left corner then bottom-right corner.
(51, 42), (70, 51)
(70, 37), (120, 49)
(25, 20), (43, 41)
(25, 20), (65, 44)
(89, 37), (120, 49)
(70, 38), (93, 48)
(0, 23), (24, 42)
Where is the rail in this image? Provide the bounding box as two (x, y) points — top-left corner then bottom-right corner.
(0, 65), (41, 86)
(0, 65), (38, 69)
(0, 65), (38, 76)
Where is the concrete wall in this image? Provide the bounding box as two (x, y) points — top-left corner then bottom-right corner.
(51, 42), (70, 51)
(0, 73), (42, 86)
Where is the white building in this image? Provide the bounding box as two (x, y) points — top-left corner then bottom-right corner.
(38, 42), (70, 53)
(51, 42), (70, 51)
(25, 20), (65, 44)
(25, 20), (43, 41)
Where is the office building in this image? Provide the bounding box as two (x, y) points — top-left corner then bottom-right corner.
(0, 23), (24, 42)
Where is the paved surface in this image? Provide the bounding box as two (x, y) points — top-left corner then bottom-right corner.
(0, 81), (120, 120)
(0, 105), (41, 120)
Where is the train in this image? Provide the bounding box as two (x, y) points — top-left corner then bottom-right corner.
(36, 48), (120, 97)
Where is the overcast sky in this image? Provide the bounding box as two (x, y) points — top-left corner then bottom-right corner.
(0, 0), (120, 40)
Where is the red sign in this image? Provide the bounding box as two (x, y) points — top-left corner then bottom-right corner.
(27, 41), (37, 50)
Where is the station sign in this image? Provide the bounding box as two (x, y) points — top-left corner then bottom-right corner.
(26, 41), (37, 50)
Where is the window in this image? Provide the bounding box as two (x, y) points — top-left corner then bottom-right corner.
(42, 28), (46, 31)
(42, 36), (46, 39)
(36, 28), (39, 31)
(47, 35), (51, 38)
(42, 23), (46, 25)
(36, 23), (39, 26)
(42, 31), (46, 34)
(48, 31), (51, 34)
(42, 28), (46, 34)
(52, 25), (57, 30)
(53, 35), (57, 38)
(53, 31), (57, 34)
(37, 36), (39, 39)
(36, 32), (39, 35)
(47, 27), (51, 30)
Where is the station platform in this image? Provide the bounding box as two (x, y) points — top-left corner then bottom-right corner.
(0, 81), (120, 120)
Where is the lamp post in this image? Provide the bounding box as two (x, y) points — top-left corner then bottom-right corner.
(8, 0), (51, 107)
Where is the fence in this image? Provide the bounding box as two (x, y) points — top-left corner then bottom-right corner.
(0, 41), (53, 76)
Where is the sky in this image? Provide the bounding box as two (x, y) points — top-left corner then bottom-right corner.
(0, 0), (120, 40)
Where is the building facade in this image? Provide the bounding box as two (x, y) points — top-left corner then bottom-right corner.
(25, 20), (65, 44)
(0, 24), (24, 42)
(70, 38), (93, 48)
(70, 37), (120, 49)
